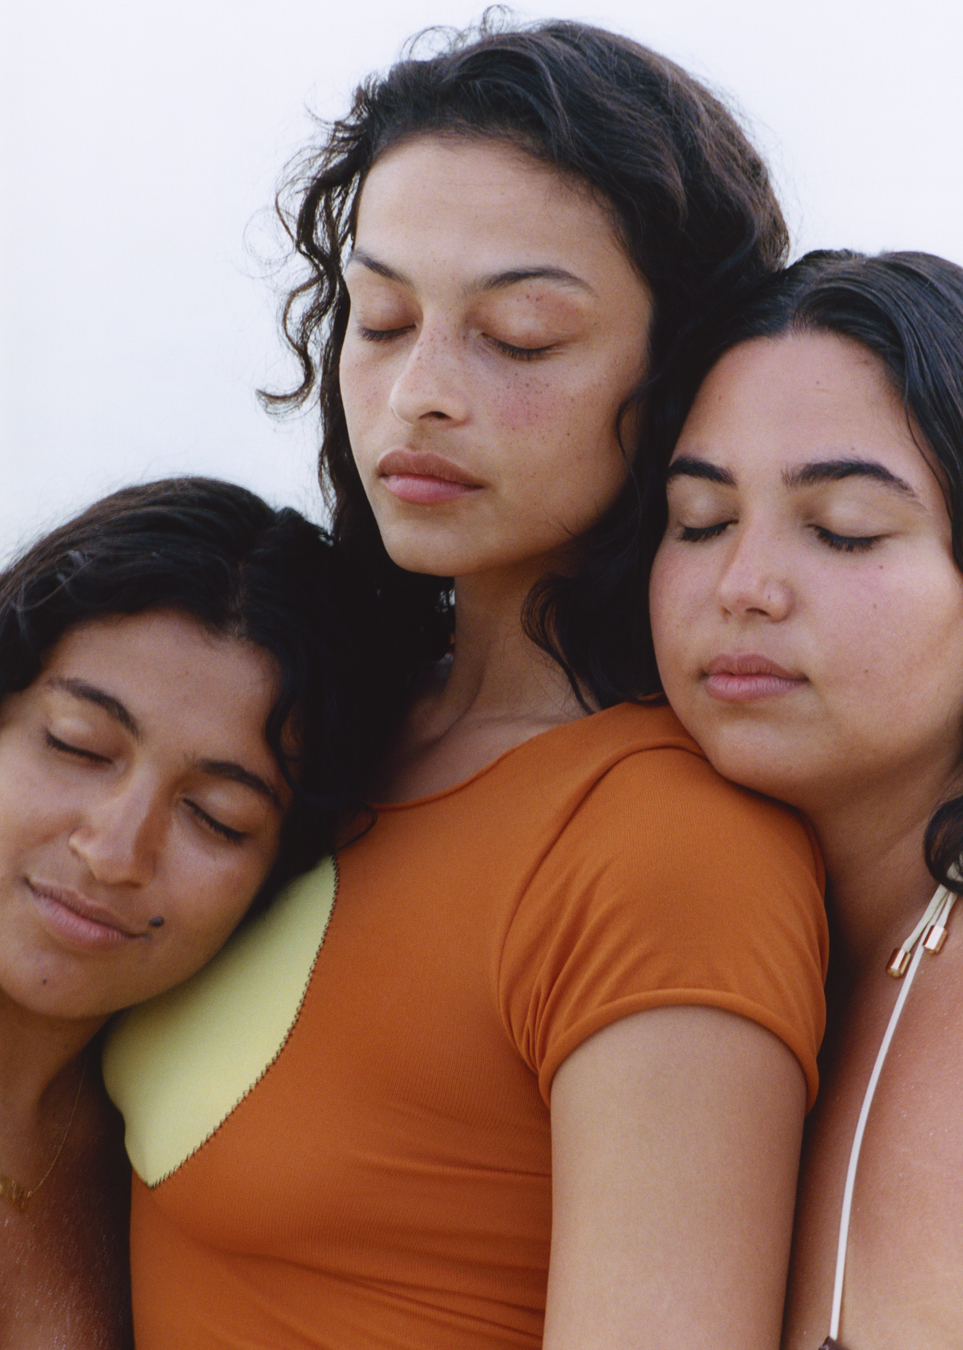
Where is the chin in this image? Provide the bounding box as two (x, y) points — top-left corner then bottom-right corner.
(686, 726), (807, 807)
(376, 528), (460, 578)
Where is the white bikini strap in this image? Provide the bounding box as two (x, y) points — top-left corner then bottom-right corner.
(826, 883), (957, 1343)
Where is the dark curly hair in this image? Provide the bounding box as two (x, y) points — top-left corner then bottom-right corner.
(0, 476), (408, 907)
(262, 13), (789, 706)
(650, 248), (963, 892)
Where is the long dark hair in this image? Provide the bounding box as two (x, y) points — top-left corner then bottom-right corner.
(656, 248), (963, 889)
(0, 476), (408, 903)
(263, 13), (789, 705)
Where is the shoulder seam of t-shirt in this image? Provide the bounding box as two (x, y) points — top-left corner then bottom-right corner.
(492, 740), (823, 1091)
(491, 738), (708, 1058)
(373, 703), (701, 811)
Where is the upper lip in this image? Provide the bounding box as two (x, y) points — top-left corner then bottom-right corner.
(377, 449), (483, 487)
(703, 653), (804, 680)
(29, 880), (145, 938)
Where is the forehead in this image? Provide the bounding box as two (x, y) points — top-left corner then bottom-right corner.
(351, 135), (630, 279)
(679, 332), (924, 471)
(37, 611), (280, 716)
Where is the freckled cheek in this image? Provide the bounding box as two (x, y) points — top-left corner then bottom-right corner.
(489, 380), (560, 433)
(340, 350), (390, 432)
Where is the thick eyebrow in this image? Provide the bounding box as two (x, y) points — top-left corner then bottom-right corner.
(666, 454), (922, 503)
(665, 457), (735, 487)
(49, 676), (282, 811)
(198, 760), (283, 812)
(50, 677), (140, 737)
(347, 248), (592, 296)
(471, 265), (592, 296)
(783, 457), (921, 500)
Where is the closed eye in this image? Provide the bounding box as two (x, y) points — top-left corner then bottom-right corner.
(45, 730), (110, 763)
(677, 521), (733, 543)
(813, 526), (882, 553)
(185, 800), (246, 846)
(357, 325), (411, 342)
(486, 336), (555, 361)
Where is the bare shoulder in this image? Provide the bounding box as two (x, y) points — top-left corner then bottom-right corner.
(785, 939), (963, 1349)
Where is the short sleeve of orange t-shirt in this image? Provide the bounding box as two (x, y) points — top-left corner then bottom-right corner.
(499, 734), (827, 1104)
(107, 701), (827, 1350)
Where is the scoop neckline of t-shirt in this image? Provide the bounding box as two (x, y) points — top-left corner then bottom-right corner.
(372, 701), (647, 811)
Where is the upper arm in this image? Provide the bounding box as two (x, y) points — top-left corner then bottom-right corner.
(544, 1003), (806, 1350)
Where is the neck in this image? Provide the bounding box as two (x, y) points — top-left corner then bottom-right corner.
(436, 568), (591, 728)
(805, 784), (944, 980)
(0, 993), (105, 1123)
(375, 565), (593, 802)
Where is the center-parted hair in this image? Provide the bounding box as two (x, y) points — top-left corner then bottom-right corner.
(0, 476), (409, 906)
(263, 14), (789, 706)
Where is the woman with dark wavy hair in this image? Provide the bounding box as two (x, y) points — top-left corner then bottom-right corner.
(651, 249), (963, 1348)
(108, 18), (828, 1349)
(0, 476), (400, 1348)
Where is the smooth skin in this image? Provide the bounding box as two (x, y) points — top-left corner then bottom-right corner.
(0, 609), (289, 1349)
(340, 136), (810, 1350)
(341, 136), (651, 598)
(547, 1007), (804, 1350)
(650, 332), (963, 1347)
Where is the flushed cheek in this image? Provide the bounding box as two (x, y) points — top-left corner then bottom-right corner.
(489, 378), (568, 434)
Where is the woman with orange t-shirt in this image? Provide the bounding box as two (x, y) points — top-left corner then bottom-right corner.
(106, 19), (827, 1349)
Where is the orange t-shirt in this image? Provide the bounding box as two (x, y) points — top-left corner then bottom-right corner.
(105, 702), (827, 1349)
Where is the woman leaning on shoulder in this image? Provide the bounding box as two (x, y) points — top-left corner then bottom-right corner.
(651, 249), (963, 1349)
(0, 476), (402, 1348)
(107, 19), (828, 1350)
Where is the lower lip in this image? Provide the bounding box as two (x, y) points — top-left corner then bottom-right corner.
(380, 473), (481, 506)
(30, 886), (135, 951)
(705, 673), (805, 702)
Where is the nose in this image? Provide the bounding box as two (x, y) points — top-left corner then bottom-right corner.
(388, 325), (471, 426)
(69, 782), (164, 887)
(716, 526), (793, 622)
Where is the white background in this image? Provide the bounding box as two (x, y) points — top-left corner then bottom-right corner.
(2, 0), (961, 562)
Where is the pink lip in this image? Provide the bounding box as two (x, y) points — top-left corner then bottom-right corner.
(703, 654), (806, 703)
(28, 880), (145, 951)
(377, 449), (483, 505)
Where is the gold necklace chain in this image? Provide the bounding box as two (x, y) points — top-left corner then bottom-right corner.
(0, 1056), (87, 1213)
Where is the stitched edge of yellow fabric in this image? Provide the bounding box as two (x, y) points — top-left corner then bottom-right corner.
(102, 858), (336, 1186)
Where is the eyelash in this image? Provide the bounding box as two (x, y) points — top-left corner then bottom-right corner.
(676, 522), (882, 554)
(486, 337), (554, 361)
(813, 526), (881, 553)
(186, 802), (246, 846)
(358, 325), (409, 343)
(45, 731), (108, 763)
(357, 326), (553, 361)
(678, 522), (731, 543)
(46, 731), (246, 845)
